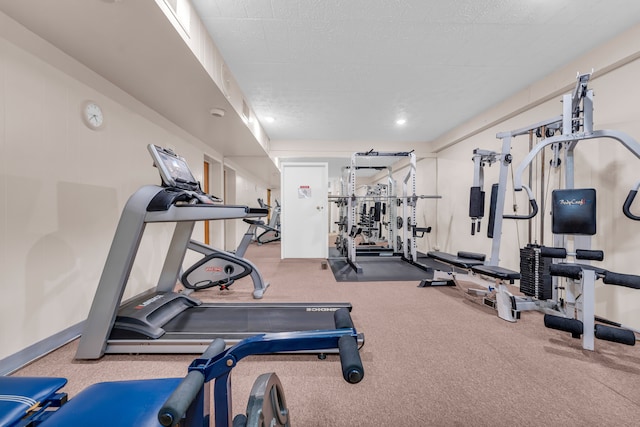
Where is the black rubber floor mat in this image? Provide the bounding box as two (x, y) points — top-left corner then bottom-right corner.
(328, 255), (437, 282)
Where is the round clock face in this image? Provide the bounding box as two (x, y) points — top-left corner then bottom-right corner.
(82, 101), (104, 129)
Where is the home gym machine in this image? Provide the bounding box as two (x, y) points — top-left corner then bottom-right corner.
(333, 150), (439, 273)
(450, 72), (640, 332)
(505, 72), (640, 328)
(431, 72), (640, 326)
(75, 145), (363, 359)
(2, 309), (364, 427)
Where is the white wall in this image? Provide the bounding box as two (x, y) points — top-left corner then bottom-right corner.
(432, 27), (640, 330)
(0, 15), (265, 361)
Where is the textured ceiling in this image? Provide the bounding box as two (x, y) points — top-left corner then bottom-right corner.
(192, 0), (640, 144)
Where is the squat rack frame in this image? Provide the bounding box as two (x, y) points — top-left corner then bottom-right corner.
(335, 150), (439, 273)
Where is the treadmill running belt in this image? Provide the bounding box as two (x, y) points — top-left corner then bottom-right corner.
(162, 306), (337, 333)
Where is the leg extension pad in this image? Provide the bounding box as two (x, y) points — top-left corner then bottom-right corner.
(544, 314), (583, 339)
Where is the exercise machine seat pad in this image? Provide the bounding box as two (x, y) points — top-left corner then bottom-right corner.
(39, 378), (182, 427)
(0, 376), (67, 427)
(471, 265), (521, 281)
(427, 251), (485, 269)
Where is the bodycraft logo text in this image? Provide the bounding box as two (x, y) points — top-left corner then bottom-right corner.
(559, 198), (587, 206)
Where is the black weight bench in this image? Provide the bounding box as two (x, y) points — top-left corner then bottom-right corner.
(426, 251), (522, 322)
(420, 251), (486, 287)
(427, 251), (486, 269)
(471, 265), (521, 284)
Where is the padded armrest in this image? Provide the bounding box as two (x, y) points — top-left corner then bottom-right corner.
(0, 376), (67, 427)
(40, 378), (181, 427)
(427, 251), (485, 269)
(471, 265), (521, 283)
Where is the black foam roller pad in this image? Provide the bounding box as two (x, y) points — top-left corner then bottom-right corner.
(334, 308), (354, 329)
(603, 271), (640, 289)
(201, 338), (226, 359)
(338, 335), (364, 384)
(540, 246), (567, 259)
(549, 263), (583, 280)
(158, 371), (205, 427)
(595, 324), (636, 346)
(575, 249), (604, 261)
(544, 314), (583, 337)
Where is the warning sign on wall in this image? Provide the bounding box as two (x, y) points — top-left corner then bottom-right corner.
(298, 185), (311, 198)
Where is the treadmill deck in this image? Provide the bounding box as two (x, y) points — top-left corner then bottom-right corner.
(106, 302), (359, 355)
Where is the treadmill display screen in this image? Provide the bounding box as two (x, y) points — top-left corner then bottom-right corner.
(148, 144), (198, 190)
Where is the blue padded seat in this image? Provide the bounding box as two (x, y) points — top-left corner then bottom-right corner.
(471, 265), (521, 283)
(40, 378), (182, 427)
(0, 376), (67, 427)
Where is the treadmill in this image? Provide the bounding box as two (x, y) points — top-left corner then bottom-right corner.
(75, 145), (361, 359)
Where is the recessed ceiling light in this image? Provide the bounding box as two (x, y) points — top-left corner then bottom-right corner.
(396, 119), (407, 126)
(264, 116), (275, 123)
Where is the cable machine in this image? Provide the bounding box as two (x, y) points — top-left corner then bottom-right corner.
(469, 72), (640, 332)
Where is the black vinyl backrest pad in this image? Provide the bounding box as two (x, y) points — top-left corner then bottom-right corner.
(469, 186), (485, 218)
(487, 183), (499, 238)
(457, 251), (486, 261)
(427, 251), (485, 269)
(551, 188), (596, 235)
(471, 264), (520, 282)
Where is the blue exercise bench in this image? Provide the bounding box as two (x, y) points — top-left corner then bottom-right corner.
(1, 308), (364, 427)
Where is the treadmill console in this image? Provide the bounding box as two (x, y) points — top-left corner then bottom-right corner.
(147, 144), (222, 209)
(148, 144), (200, 190)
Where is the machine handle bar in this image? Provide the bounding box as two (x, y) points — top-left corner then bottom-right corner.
(503, 198), (538, 220)
(623, 189), (640, 221)
(503, 185), (539, 220)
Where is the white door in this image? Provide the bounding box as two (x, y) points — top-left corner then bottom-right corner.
(281, 162), (328, 258)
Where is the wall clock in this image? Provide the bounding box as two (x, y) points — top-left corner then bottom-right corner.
(81, 101), (105, 130)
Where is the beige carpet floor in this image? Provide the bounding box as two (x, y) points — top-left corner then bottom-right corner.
(12, 241), (640, 426)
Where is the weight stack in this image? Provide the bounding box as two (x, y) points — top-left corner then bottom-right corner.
(520, 244), (553, 300)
